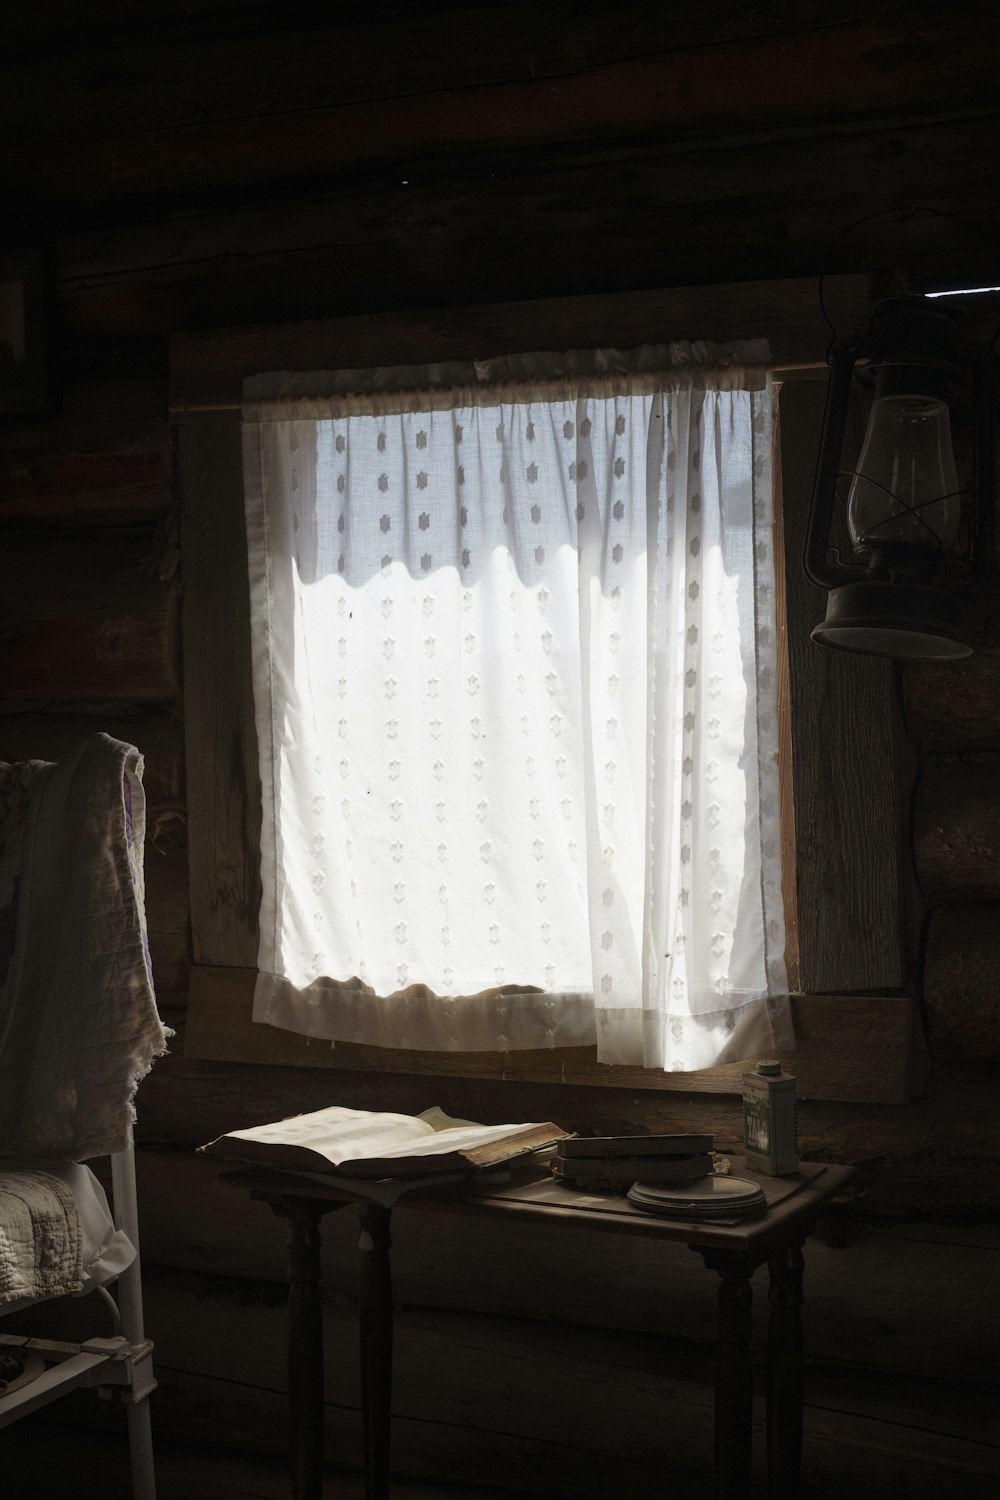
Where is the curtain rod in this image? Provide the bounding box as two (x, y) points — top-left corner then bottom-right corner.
(169, 361), (829, 416)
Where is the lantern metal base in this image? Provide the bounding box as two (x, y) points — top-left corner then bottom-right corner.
(811, 580), (971, 660)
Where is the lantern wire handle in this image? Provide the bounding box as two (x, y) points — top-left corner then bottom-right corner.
(833, 468), (963, 554)
(817, 205), (1000, 362)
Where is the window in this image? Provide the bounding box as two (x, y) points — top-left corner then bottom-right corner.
(174, 275), (912, 1103)
(240, 344), (791, 1072)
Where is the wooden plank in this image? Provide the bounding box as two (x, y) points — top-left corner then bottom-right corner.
(10, 1350), (999, 1500)
(10, 11), (999, 211)
(0, 418), (169, 524)
(169, 274), (870, 413)
(177, 420), (261, 967)
(144, 831), (191, 1007)
(148, 1358), (708, 1500)
(0, 531), (178, 701)
(777, 381), (904, 991)
(772, 394), (801, 991)
(98, 1280), (1000, 1498)
(0, 1417), (320, 1500)
(181, 964), (911, 1104)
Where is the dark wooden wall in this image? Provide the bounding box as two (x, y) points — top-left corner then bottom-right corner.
(2, 4), (999, 1494)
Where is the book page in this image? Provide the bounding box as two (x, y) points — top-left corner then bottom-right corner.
(221, 1106), (432, 1165)
(366, 1120), (551, 1160)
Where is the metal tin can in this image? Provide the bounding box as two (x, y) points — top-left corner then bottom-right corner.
(742, 1060), (798, 1176)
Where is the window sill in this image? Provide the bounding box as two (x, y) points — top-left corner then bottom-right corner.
(184, 964), (912, 1104)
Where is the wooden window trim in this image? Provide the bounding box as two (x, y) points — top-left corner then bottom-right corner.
(174, 272), (912, 1104)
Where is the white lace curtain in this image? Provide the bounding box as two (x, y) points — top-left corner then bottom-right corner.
(242, 343), (792, 1071)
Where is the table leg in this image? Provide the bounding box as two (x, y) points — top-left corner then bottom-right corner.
(702, 1255), (754, 1500)
(283, 1205), (326, 1500)
(767, 1244), (805, 1499)
(358, 1204), (393, 1500)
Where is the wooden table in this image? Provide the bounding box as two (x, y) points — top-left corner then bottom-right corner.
(222, 1158), (853, 1500)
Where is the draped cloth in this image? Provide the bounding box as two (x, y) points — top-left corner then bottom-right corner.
(242, 343), (793, 1070)
(0, 733), (170, 1159)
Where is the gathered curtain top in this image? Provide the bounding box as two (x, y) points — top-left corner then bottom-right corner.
(242, 339), (772, 420)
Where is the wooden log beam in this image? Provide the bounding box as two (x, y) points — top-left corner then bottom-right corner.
(0, 419), (170, 525)
(136, 1026), (748, 1150)
(4, 0), (972, 58)
(59, 110), (1000, 338)
(923, 904), (1000, 1063)
(0, 532), (179, 702)
(903, 597), (1000, 752)
(3, 2), (975, 142)
(8, 11), (999, 214)
(55, 379), (168, 425)
(913, 761), (1000, 901)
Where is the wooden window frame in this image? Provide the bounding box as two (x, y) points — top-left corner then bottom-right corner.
(172, 273), (913, 1104)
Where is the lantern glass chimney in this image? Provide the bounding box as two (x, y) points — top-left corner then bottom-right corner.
(846, 393), (960, 559)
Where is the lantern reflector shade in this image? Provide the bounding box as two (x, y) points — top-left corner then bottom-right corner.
(810, 580), (972, 660)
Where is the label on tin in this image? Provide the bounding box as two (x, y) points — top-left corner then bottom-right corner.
(743, 1077), (773, 1158)
(742, 1073), (798, 1175)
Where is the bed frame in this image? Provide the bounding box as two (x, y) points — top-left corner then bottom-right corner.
(0, 1143), (156, 1498)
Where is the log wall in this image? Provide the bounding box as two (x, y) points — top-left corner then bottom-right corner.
(2, 4), (999, 1494)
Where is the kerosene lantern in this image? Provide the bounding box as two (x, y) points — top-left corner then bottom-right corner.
(805, 296), (995, 659)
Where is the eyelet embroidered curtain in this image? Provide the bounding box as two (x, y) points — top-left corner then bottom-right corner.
(241, 343), (792, 1071)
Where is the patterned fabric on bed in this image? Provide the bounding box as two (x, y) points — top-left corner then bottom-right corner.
(0, 1168), (83, 1304)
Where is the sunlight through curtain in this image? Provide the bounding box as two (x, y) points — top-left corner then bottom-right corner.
(241, 343), (792, 1070)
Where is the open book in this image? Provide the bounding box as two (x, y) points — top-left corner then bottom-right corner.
(200, 1105), (569, 1179)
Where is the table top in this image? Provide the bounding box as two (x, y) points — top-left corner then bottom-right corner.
(221, 1156), (854, 1260)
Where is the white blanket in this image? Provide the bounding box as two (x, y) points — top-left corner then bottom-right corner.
(0, 733), (170, 1160)
(0, 1169), (83, 1305)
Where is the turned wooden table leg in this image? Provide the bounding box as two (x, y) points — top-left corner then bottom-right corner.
(358, 1204), (393, 1500)
(700, 1251), (754, 1500)
(281, 1204), (327, 1500)
(767, 1244), (805, 1499)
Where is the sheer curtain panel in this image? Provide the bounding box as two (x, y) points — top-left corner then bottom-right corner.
(242, 343), (792, 1071)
